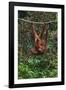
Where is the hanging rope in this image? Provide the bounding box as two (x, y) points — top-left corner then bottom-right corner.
(18, 18), (57, 48)
(18, 18), (57, 25)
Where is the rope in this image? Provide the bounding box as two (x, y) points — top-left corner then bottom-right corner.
(18, 18), (57, 25)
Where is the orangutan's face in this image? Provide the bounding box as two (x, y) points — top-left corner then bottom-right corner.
(35, 39), (45, 53)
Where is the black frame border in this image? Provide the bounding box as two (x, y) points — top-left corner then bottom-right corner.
(9, 2), (64, 88)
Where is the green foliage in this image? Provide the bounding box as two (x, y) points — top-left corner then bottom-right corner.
(18, 11), (58, 79)
(18, 11), (30, 18)
(18, 52), (57, 79)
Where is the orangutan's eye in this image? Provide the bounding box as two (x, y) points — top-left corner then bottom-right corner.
(41, 43), (43, 46)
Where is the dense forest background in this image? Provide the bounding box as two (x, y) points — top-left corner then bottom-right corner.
(18, 10), (58, 79)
